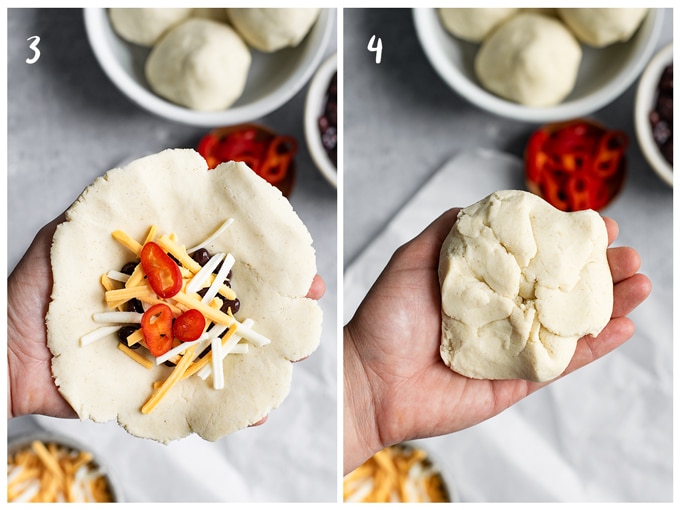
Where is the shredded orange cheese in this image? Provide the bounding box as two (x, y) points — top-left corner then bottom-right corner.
(80, 221), (269, 414)
(141, 345), (197, 414)
(7, 440), (113, 502)
(343, 444), (450, 503)
(117, 343), (153, 369)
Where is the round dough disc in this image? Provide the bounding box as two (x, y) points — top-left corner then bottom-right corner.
(47, 149), (322, 442)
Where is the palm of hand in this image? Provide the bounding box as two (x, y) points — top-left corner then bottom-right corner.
(347, 209), (650, 452)
(8, 220), (76, 418)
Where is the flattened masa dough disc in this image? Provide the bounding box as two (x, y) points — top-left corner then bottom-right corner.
(47, 149), (322, 442)
(438, 190), (613, 382)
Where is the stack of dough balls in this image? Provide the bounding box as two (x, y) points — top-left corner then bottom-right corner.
(438, 8), (649, 107)
(108, 8), (320, 111)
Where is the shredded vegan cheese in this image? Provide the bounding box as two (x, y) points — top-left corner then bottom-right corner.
(80, 221), (271, 414)
(343, 444), (450, 503)
(7, 440), (114, 502)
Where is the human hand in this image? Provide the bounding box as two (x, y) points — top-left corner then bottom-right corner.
(7, 216), (326, 421)
(343, 208), (651, 474)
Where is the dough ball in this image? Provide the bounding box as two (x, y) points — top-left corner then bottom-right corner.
(558, 8), (649, 48)
(475, 13), (582, 107)
(438, 190), (613, 382)
(438, 8), (518, 43)
(145, 19), (251, 111)
(226, 8), (320, 52)
(109, 8), (192, 47)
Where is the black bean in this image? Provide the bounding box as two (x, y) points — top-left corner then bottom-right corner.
(220, 298), (240, 315)
(118, 326), (140, 348)
(120, 261), (138, 275)
(191, 248), (211, 267)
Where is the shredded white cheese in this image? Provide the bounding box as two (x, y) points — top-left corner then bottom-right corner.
(80, 325), (121, 346)
(187, 218), (234, 254)
(93, 311), (143, 324)
(211, 337), (224, 390)
(185, 252), (225, 294)
(155, 335), (209, 365)
(201, 253), (235, 305)
(106, 269), (130, 282)
(236, 322), (272, 346)
(197, 319), (253, 380)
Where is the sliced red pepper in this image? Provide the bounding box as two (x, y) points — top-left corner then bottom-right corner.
(140, 242), (183, 299)
(141, 303), (174, 357)
(591, 131), (628, 179)
(173, 309), (206, 342)
(525, 120), (627, 212)
(197, 133), (221, 169)
(259, 136), (297, 184)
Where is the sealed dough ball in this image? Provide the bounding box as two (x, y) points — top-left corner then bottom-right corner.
(438, 190), (613, 382)
(145, 19), (251, 111)
(109, 8), (192, 47)
(475, 13), (582, 107)
(227, 8), (320, 52)
(558, 8), (649, 48)
(438, 8), (518, 43)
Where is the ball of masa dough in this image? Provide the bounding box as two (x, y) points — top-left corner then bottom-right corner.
(145, 18), (251, 111)
(226, 8), (320, 53)
(558, 8), (649, 48)
(108, 8), (193, 47)
(438, 8), (518, 43)
(474, 13), (582, 107)
(438, 190), (613, 382)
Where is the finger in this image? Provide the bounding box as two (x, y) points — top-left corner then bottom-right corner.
(608, 246), (642, 283)
(602, 216), (618, 246)
(417, 208), (461, 247)
(612, 273), (652, 318)
(306, 274), (326, 300)
(250, 415), (268, 427)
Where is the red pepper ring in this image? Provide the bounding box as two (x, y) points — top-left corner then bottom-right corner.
(259, 136), (298, 184)
(140, 242), (183, 299)
(141, 303), (174, 357)
(173, 309), (206, 343)
(591, 130), (628, 179)
(525, 119), (627, 212)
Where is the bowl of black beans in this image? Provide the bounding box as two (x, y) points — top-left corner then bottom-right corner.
(635, 42), (673, 186)
(305, 53), (337, 187)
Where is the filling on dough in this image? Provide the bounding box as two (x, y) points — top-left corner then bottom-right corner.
(81, 219), (271, 414)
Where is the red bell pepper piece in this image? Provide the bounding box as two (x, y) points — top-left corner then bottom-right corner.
(173, 309), (206, 343)
(140, 242), (183, 299)
(141, 303), (174, 357)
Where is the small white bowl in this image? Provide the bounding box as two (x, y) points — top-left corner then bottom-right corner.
(413, 8), (664, 123)
(635, 42), (673, 187)
(304, 53), (337, 187)
(84, 8), (335, 127)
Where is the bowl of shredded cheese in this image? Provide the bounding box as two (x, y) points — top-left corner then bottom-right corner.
(343, 443), (456, 503)
(7, 432), (122, 503)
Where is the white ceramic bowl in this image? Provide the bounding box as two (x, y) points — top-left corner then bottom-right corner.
(634, 42), (673, 186)
(304, 53), (337, 187)
(7, 431), (124, 502)
(84, 8), (335, 127)
(413, 8), (664, 123)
